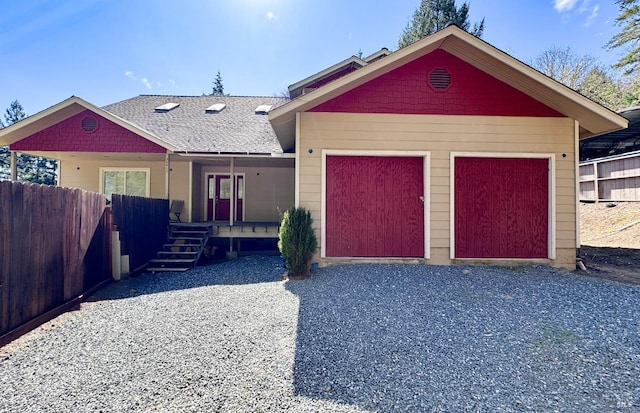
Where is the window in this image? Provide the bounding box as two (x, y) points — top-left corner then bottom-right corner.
(100, 168), (150, 200)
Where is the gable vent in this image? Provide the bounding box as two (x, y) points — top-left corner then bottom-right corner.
(81, 116), (98, 132)
(155, 102), (180, 112)
(429, 68), (451, 91)
(254, 104), (272, 115)
(206, 103), (226, 113)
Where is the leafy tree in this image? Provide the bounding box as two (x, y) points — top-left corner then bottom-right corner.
(398, 0), (485, 49)
(579, 67), (625, 110)
(607, 0), (640, 75)
(620, 74), (640, 107)
(211, 70), (225, 96)
(530, 46), (597, 90)
(0, 100), (58, 185)
(530, 47), (627, 110)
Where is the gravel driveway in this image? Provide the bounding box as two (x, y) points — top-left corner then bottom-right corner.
(1, 256), (639, 412)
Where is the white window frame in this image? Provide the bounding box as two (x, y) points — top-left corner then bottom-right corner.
(99, 167), (151, 199)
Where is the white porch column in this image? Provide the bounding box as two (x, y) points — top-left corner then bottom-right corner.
(165, 152), (170, 199)
(9, 150), (17, 181)
(229, 157), (235, 226)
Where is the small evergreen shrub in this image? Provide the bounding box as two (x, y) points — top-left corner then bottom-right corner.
(278, 206), (318, 277)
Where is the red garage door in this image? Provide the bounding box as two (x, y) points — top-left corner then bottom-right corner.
(326, 156), (424, 257)
(455, 157), (549, 259)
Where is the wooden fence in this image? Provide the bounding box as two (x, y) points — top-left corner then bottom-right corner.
(111, 194), (169, 273)
(0, 181), (111, 342)
(580, 150), (640, 202)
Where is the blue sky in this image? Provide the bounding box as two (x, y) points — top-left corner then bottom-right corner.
(0, 0), (624, 117)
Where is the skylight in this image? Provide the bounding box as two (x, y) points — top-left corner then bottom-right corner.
(206, 103), (227, 113)
(254, 104), (272, 115)
(155, 102), (180, 112)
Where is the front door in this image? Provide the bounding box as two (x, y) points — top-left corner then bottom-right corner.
(207, 175), (244, 221)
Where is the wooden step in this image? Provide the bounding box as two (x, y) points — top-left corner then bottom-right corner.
(170, 230), (209, 236)
(157, 251), (199, 258)
(167, 237), (205, 243)
(148, 258), (196, 264)
(162, 244), (200, 250)
(146, 267), (191, 273)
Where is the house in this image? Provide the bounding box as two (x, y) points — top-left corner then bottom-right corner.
(269, 25), (627, 269)
(579, 106), (640, 201)
(0, 95), (294, 228)
(0, 26), (627, 269)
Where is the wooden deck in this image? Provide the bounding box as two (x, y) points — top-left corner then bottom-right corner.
(212, 221), (280, 238)
(170, 221), (280, 239)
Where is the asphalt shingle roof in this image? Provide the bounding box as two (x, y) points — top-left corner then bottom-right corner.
(102, 95), (289, 154)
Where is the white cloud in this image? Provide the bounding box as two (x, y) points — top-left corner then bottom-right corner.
(124, 70), (137, 80)
(169, 79), (179, 89)
(141, 77), (152, 90)
(554, 0), (579, 12)
(266, 11), (276, 20)
(585, 4), (600, 26)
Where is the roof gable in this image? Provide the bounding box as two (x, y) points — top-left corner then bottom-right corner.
(11, 109), (166, 154)
(310, 49), (562, 117)
(270, 26), (627, 151)
(0, 96), (175, 152)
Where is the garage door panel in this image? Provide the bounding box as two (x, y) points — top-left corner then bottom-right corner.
(326, 156), (424, 257)
(455, 157), (548, 259)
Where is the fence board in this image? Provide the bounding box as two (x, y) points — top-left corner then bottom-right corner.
(580, 151), (640, 201)
(111, 194), (169, 272)
(0, 181), (111, 338)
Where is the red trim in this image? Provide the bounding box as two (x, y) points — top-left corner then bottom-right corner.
(10, 109), (166, 153)
(310, 49), (563, 117)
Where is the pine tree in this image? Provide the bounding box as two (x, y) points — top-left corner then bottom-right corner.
(607, 0), (640, 75)
(0, 100), (58, 184)
(211, 70), (225, 96)
(4, 99), (26, 125)
(398, 0), (484, 49)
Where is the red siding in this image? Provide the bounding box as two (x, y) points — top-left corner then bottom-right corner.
(454, 157), (549, 259)
(310, 49), (562, 117)
(326, 156), (424, 257)
(10, 109), (166, 153)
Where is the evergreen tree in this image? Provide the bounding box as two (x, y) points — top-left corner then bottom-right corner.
(211, 70), (225, 96)
(0, 100), (58, 185)
(398, 0), (484, 49)
(4, 99), (26, 125)
(607, 0), (640, 75)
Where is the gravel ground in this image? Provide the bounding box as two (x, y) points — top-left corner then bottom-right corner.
(1, 256), (639, 412)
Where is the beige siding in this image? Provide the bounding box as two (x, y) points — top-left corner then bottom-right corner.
(299, 112), (577, 269)
(200, 166), (294, 222)
(59, 159), (166, 198)
(169, 161), (192, 222)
